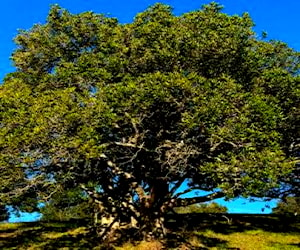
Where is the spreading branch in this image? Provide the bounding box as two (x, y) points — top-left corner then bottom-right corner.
(174, 191), (225, 207)
(172, 186), (202, 199)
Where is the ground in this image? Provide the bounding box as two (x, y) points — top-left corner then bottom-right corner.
(0, 214), (299, 249)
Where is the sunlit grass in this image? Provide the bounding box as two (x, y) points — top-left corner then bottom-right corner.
(192, 229), (300, 250)
(0, 222), (24, 231)
(42, 226), (88, 239)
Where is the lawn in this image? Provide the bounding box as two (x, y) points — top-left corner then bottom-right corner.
(0, 214), (299, 249)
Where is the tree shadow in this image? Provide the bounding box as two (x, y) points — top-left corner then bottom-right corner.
(167, 213), (300, 234)
(1, 215), (299, 249)
(163, 213), (299, 249)
(0, 220), (99, 249)
(164, 231), (229, 249)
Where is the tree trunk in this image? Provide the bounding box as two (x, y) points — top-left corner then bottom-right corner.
(138, 179), (169, 239)
(139, 208), (166, 240)
(89, 179), (171, 241)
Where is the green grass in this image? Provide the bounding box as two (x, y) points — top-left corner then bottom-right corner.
(0, 215), (299, 249)
(0, 221), (93, 250)
(191, 229), (300, 249)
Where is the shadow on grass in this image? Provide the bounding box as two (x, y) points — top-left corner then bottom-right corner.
(164, 231), (228, 249)
(163, 213), (299, 249)
(167, 213), (300, 234)
(288, 243), (300, 247)
(0, 215), (299, 249)
(0, 220), (100, 249)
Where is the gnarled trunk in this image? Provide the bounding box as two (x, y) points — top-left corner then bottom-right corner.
(137, 179), (169, 239)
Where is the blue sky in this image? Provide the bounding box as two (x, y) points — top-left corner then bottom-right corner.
(1, 0), (298, 221)
(1, 0), (299, 82)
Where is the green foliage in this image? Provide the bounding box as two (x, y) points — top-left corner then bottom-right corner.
(272, 197), (300, 216)
(175, 202), (228, 214)
(0, 2), (299, 238)
(40, 189), (93, 221)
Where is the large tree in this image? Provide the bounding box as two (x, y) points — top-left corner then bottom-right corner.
(0, 3), (299, 239)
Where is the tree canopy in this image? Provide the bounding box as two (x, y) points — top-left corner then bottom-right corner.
(0, 2), (299, 239)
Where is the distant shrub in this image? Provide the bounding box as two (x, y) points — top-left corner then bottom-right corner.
(40, 188), (93, 221)
(272, 197), (300, 216)
(174, 202), (228, 214)
(40, 202), (93, 221)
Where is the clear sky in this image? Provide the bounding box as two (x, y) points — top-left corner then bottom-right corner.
(1, 0), (299, 82)
(1, 0), (298, 221)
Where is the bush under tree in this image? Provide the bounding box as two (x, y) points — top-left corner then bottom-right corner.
(272, 197), (300, 216)
(40, 188), (94, 222)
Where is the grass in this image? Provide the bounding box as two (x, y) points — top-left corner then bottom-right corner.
(192, 229), (300, 249)
(0, 221), (93, 249)
(0, 214), (299, 249)
(115, 241), (163, 250)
